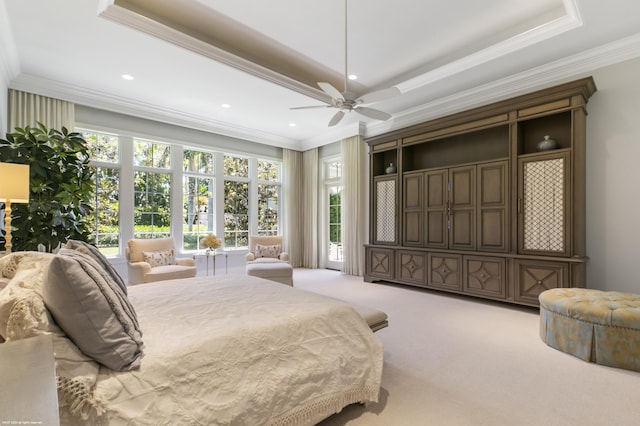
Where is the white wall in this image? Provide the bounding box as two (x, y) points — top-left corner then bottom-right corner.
(586, 57), (640, 292)
(0, 59), (8, 136)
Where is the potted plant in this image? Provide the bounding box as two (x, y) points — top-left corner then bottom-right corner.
(0, 123), (94, 251)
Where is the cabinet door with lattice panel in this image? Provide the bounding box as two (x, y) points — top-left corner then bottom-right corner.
(373, 176), (397, 245)
(518, 151), (570, 256)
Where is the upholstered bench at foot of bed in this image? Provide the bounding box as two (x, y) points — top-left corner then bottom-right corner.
(246, 261), (293, 286)
(539, 288), (640, 372)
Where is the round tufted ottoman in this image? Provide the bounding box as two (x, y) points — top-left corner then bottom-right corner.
(539, 288), (640, 372)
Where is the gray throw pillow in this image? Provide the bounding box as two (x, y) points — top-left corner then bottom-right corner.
(65, 239), (128, 294)
(43, 248), (144, 371)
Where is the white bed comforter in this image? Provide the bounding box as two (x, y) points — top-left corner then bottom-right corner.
(68, 274), (383, 426)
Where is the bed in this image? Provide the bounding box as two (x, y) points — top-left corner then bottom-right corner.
(0, 248), (383, 426)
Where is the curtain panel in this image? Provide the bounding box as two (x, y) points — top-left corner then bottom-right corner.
(302, 148), (319, 268)
(340, 135), (366, 276)
(282, 149), (303, 267)
(8, 89), (75, 132)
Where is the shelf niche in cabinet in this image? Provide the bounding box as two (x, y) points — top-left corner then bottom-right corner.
(372, 149), (398, 177)
(402, 125), (509, 172)
(518, 111), (572, 155)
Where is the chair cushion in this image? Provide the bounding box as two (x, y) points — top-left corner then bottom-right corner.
(143, 265), (197, 283)
(249, 257), (285, 264)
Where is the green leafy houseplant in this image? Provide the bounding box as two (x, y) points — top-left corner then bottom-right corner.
(0, 123), (94, 251)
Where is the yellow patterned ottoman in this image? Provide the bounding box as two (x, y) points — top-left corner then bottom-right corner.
(539, 288), (640, 372)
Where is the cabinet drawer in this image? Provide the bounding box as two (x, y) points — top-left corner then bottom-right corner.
(463, 255), (506, 299)
(428, 253), (462, 291)
(513, 259), (569, 306)
(397, 250), (427, 286)
(366, 247), (395, 280)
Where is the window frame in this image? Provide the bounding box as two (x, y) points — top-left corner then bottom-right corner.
(321, 157), (343, 270)
(81, 127), (283, 257)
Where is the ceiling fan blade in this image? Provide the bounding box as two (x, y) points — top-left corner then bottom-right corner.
(356, 86), (401, 104)
(290, 105), (329, 110)
(328, 110), (346, 127)
(318, 82), (345, 101)
(355, 106), (392, 121)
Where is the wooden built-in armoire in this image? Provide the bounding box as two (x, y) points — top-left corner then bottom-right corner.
(364, 77), (596, 307)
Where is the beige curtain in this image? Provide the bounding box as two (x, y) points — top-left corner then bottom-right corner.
(302, 148), (319, 268)
(341, 135), (367, 276)
(282, 149), (304, 267)
(8, 89), (75, 132)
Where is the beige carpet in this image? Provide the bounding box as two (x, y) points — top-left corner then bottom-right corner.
(292, 268), (640, 426)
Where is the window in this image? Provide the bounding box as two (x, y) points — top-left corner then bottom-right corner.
(257, 159), (280, 236)
(324, 159), (343, 268)
(134, 171), (171, 238)
(82, 127), (282, 255)
(134, 139), (172, 239)
(224, 155), (249, 248)
(134, 139), (171, 168)
(328, 184), (343, 262)
(183, 148), (215, 250)
(82, 130), (120, 254)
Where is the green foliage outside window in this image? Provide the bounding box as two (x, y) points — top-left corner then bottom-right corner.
(82, 130), (121, 254)
(183, 176), (214, 250)
(329, 188), (341, 244)
(224, 155), (248, 177)
(134, 171), (171, 237)
(81, 132), (282, 253)
(91, 166), (120, 251)
(134, 139), (170, 168)
(258, 184), (279, 235)
(224, 180), (249, 248)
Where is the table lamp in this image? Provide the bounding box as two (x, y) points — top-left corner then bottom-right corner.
(0, 162), (30, 253)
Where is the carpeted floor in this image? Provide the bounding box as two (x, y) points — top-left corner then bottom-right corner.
(292, 268), (640, 426)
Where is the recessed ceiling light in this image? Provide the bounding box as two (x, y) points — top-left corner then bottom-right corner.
(121, 74), (134, 81)
(221, 103), (231, 108)
(288, 123), (296, 127)
(348, 74), (358, 80)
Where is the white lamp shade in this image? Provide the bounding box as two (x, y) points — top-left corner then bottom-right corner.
(0, 162), (30, 203)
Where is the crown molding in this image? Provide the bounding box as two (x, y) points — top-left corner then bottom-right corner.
(396, 0), (583, 93)
(9, 74), (304, 150)
(365, 31), (640, 139)
(297, 120), (363, 151)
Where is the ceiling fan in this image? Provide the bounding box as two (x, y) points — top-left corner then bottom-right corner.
(291, 0), (400, 127)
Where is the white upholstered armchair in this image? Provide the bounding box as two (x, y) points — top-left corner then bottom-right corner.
(245, 235), (289, 263)
(126, 238), (197, 284)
